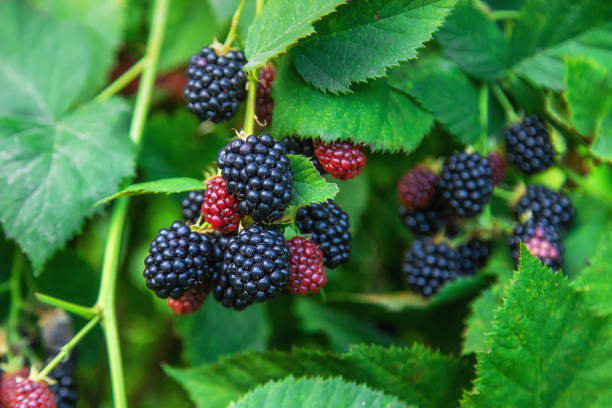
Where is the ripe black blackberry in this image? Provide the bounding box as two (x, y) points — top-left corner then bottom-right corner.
(48, 356), (77, 408)
(281, 136), (325, 174)
(295, 200), (351, 268)
(514, 184), (576, 228)
(399, 200), (447, 237)
(223, 225), (290, 303)
(403, 239), (461, 297)
(217, 133), (293, 222)
(508, 219), (564, 270)
(505, 115), (555, 174)
(184, 47), (247, 123)
(438, 152), (493, 218)
(458, 239), (491, 275)
(181, 190), (204, 224)
(143, 221), (216, 299)
(210, 232), (252, 310)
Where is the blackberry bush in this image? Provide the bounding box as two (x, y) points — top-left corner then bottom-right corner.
(505, 115), (555, 174)
(403, 239), (461, 296)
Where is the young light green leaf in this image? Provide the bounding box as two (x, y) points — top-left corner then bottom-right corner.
(464, 248), (612, 407)
(291, 0), (457, 93)
(230, 376), (410, 408)
(271, 61), (434, 153)
(95, 178), (206, 206)
(289, 154), (338, 206)
(244, 0), (347, 70)
(591, 113), (612, 162)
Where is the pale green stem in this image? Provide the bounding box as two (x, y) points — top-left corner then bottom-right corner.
(223, 0), (247, 52)
(492, 82), (520, 124)
(8, 250), (24, 335)
(478, 83), (489, 155)
(489, 10), (522, 20)
(493, 187), (515, 201)
(36, 293), (98, 320)
(256, 0), (264, 14)
(95, 57), (149, 102)
(243, 70), (258, 134)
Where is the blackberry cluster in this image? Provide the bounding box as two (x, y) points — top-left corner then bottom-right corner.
(458, 240), (491, 275)
(399, 202), (447, 237)
(282, 136), (325, 174)
(505, 115), (554, 174)
(403, 239), (461, 296)
(514, 184), (575, 228)
(397, 165), (437, 209)
(48, 356), (77, 408)
(184, 47), (247, 123)
(143, 221), (216, 299)
(509, 219), (564, 269)
(286, 236), (327, 295)
(210, 233), (252, 310)
(217, 133), (293, 222)
(181, 190), (204, 224)
(223, 225), (290, 303)
(295, 200), (351, 268)
(487, 151), (506, 185)
(314, 141), (365, 180)
(438, 152), (493, 218)
(255, 64), (275, 126)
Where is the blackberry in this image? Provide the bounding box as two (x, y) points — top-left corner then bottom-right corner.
(487, 151), (506, 185)
(282, 136), (325, 174)
(399, 201), (447, 237)
(286, 237), (327, 295)
(217, 133), (293, 222)
(438, 152), (493, 218)
(403, 239), (461, 297)
(458, 239), (491, 275)
(397, 165), (438, 209)
(295, 200), (351, 268)
(184, 47), (247, 123)
(508, 219), (564, 270)
(505, 115), (555, 174)
(514, 184), (576, 228)
(48, 358), (77, 408)
(256, 64), (275, 126)
(167, 285), (209, 315)
(181, 190), (205, 224)
(314, 140), (366, 180)
(143, 221), (216, 299)
(0, 369), (56, 408)
(223, 225), (290, 303)
(202, 176), (240, 233)
(210, 233), (252, 310)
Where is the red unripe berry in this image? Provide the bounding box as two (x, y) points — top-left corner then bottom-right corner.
(202, 176), (240, 234)
(487, 151), (506, 185)
(314, 141), (365, 180)
(397, 165), (437, 209)
(256, 64), (275, 126)
(286, 236), (327, 295)
(524, 226), (561, 260)
(167, 286), (208, 315)
(0, 369), (56, 408)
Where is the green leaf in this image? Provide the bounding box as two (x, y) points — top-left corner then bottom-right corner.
(230, 376), (410, 408)
(291, 0), (457, 93)
(271, 60), (434, 153)
(565, 56), (612, 136)
(591, 113), (612, 161)
(289, 154), (338, 206)
(436, 2), (511, 80)
(464, 248), (612, 407)
(165, 343), (471, 408)
(244, 0), (347, 70)
(574, 229), (612, 314)
(95, 178), (206, 206)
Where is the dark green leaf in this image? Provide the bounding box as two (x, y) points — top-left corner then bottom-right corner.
(95, 178), (206, 206)
(289, 154), (338, 206)
(574, 229), (612, 314)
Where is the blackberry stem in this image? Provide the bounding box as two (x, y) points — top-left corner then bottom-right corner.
(477, 83), (489, 155)
(243, 70), (258, 135)
(95, 56), (148, 102)
(35, 293), (98, 320)
(491, 82), (519, 124)
(7, 249), (23, 338)
(489, 10), (521, 20)
(223, 0), (247, 52)
(493, 187), (515, 201)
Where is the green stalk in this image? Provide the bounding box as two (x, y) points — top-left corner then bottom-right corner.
(95, 57), (149, 102)
(256, 0), (264, 14)
(36, 293), (97, 320)
(8, 250), (24, 336)
(223, 0), (247, 52)
(489, 10), (521, 20)
(243, 70), (258, 134)
(477, 83), (489, 155)
(491, 82), (520, 124)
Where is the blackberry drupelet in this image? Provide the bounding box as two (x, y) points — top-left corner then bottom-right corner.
(181, 190), (204, 224)
(143, 221), (216, 299)
(397, 165), (438, 209)
(0, 369), (56, 408)
(403, 239), (461, 297)
(48, 358), (77, 408)
(487, 151), (506, 185)
(399, 201), (447, 237)
(184, 47), (247, 123)
(508, 219), (564, 270)
(255, 64), (275, 126)
(202, 176), (240, 233)
(286, 236), (327, 295)
(167, 284), (209, 315)
(514, 184), (576, 228)
(314, 140), (365, 180)
(438, 152), (493, 218)
(282, 136), (325, 174)
(210, 233), (252, 310)
(458, 239), (491, 275)
(223, 225), (290, 303)
(295, 200), (351, 268)
(505, 115), (555, 174)
(217, 133), (293, 222)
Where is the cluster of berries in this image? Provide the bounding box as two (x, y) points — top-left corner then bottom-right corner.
(145, 133), (354, 313)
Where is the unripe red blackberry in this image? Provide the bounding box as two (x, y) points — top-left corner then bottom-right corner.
(167, 284), (209, 315)
(508, 219), (564, 270)
(403, 239), (461, 297)
(217, 133), (293, 222)
(256, 64), (275, 126)
(184, 47), (247, 123)
(505, 115), (554, 174)
(514, 184), (575, 229)
(202, 176), (240, 233)
(282, 136), (325, 174)
(397, 166), (437, 209)
(458, 239), (491, 275)
(0, 369), (57, 408)
(181, 190), (204, 224)
(438, 152), (493, 218)
(286, 236), (327, 295)
(487, 151), (506, 185)
(314, 140), (365, 180)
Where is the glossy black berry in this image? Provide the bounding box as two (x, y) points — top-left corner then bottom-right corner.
(217, 133), (293, 222)
(281, 136), (325, 174)
(210, 232), (252, 310)
(505, 115), (555, 174)
(295, 200), (351, 268)
(399, 200), (448, 237)
(514, 184), (576, 228)
(181, 190), (204, 224)
(184, 47), (247, 123)
(48, 355), (77, 408)
(508, 219), (564, 270)
(458, 239), (491, 275)
(438, 152), (493, 218)
(403, 239), (461, 296)
(143, 221), (216, 299)
(223, 225), (290, 303)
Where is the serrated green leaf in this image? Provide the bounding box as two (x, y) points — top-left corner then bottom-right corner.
(574, 229), (612, 314)
(271, 60), (434, 153)
(289, 154), (338, 206)
(291, 0), (457, 93)
(230, 376), (410, 408)
(165, 343), (471, 408)
(95, 178), (206, 206)
(565, 56), (612, 136)
(436, 2), (511, 80)
(464, 248), (612, 407)
(244, 0), (347, 70)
